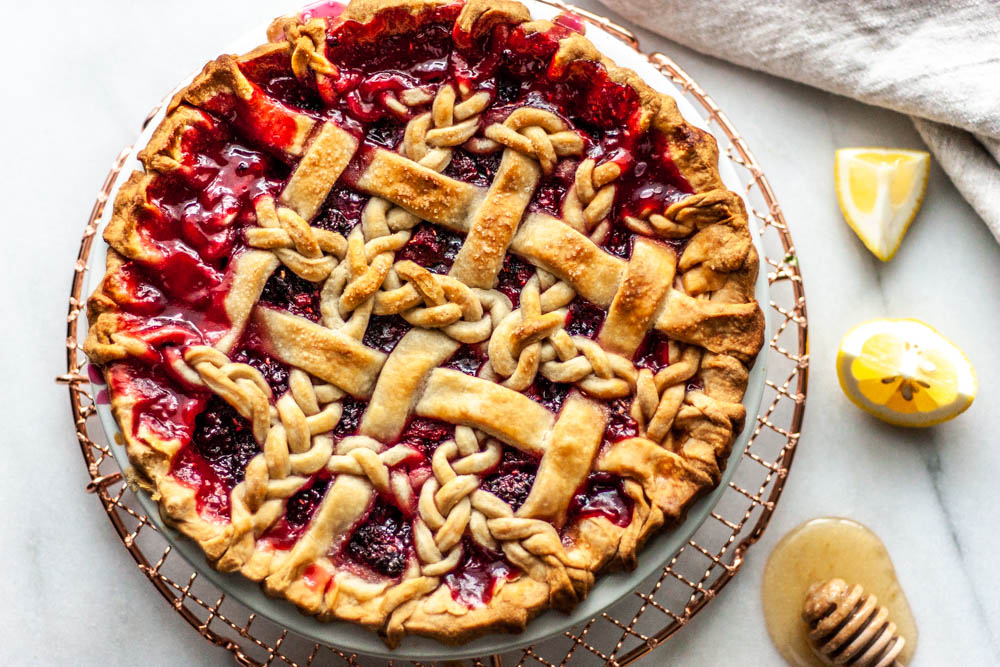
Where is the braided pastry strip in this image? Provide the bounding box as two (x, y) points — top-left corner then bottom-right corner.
(326, 435), (422, 513)
(318, 198), (412, 339)
(373, 259), (512, 343)
(483, 107), (584, 174)
(413, 427), (503, 575)
(403, 83), (491, 171)
(487, 271), (575, 390)
(247, 196), (346, 281)
(469, 487), (592, 603)
(539, 332), (637, 399)
(563, 158), (621, 236)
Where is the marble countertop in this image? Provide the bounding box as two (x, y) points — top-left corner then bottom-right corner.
(3, 1), (997, 664)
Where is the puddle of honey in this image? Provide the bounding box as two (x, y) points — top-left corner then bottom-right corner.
(761, 517), (917, 666)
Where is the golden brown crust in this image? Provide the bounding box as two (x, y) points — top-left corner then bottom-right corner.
(84, 0), (764, 647)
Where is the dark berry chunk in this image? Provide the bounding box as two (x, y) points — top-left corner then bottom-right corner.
(528, 161), (575, 217)
(603, 399), (638, 445)
(397, 417), (454, 457)
(191, 395), (260, 489)
(365, 118), (405, 149)
(614, 134), (692, 220)
(601, 224), (633, 259)
(285, 475), (331, 526)
(481, 445), (539, 511)
(443, 149), (502, 187)
(362, 314), (411, 353)
(395, 223), (463, 273)
(313, 186), (368, 236)
(564, 298), (605, 338)
(481, 470), (535, 511)
(635, 330), (671, 373)
(444, 538), (516, 607)
(231, 348), (290, 396)
(260, 75), (324, 113)
(334, 396), (367, 438)
(524, 376), (571, 413)
(529, 179), (565, 216)
(344, 503), (413, 577)
(443, 344), (486, 375)
(258, 267), (321, 322)
(495, 254), (534, 307)
(567, 472), (633, 527)
(496, 72), (521, 103)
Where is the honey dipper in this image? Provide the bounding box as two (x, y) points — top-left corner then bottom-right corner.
(801, 578), (906, 666)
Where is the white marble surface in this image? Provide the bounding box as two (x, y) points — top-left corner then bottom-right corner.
(2, 1), (998, 664)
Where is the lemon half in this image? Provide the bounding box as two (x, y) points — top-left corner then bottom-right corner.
(835, 148), (930, 261)
(836, 319), (976, 427)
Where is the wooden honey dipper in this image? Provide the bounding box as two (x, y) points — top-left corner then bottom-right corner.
(801, 579), (906, 666)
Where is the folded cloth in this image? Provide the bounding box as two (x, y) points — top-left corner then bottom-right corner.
(596, 0), (1000, 242)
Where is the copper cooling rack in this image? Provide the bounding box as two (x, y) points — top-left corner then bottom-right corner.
(58, 4), (808, 664)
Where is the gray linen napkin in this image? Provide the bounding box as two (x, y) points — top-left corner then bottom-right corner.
(596, 0), (1000, 242)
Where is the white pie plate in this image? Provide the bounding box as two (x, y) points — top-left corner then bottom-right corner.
(88, 1), (770, 660)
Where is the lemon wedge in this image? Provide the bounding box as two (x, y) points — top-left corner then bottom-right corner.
(837, 319), (976, 427)
(835, 148), (930, 261)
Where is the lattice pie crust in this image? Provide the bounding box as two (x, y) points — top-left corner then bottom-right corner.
(85, 0), (764, 646)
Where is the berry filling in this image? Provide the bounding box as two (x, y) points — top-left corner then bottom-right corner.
(170, 444), (232, 520)
(257, 266), (322, 322)
(495, 253), (535, 307)
(634, 330), (671, 373)
(600, 222), (634, 259)
(444, 538), (518, 608)
(364, 118), (406, 150)
(443, 344), (486, 376)
(261, 474), (332, 549)
(190, 395), (261, 489)
(603, 398), (638, 446)
(333, 396), (368, 438)
(524, 375), (571, 414)
(442, 148), (502, 187)
(395, 222), (464, 273)
(342, 502), (414, 578)
(313, 185), (369, 236)
(109, 361), (206, 442)
(528, 160), (575, 217)
(230, 347), (291, 397)
(564, 297), (605, 338)
(614, 134), (691, 220)
(567, 472), (632, 527)
(481, 445), (538, 511)
(395, 417), (455, 458)
(361, 313), (412, 352)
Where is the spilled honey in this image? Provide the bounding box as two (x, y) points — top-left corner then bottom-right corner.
(761, 517), (917, 665)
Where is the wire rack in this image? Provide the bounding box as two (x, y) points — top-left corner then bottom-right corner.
(58, 4), (808, 665)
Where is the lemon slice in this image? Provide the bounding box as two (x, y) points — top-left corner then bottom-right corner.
(835, 148), (930, 261)
(837, 319), (976, 427)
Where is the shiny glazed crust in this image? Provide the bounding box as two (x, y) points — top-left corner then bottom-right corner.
(84, 0), (764, 646)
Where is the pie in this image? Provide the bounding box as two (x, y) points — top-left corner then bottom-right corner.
(84, 0), (764, 646)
